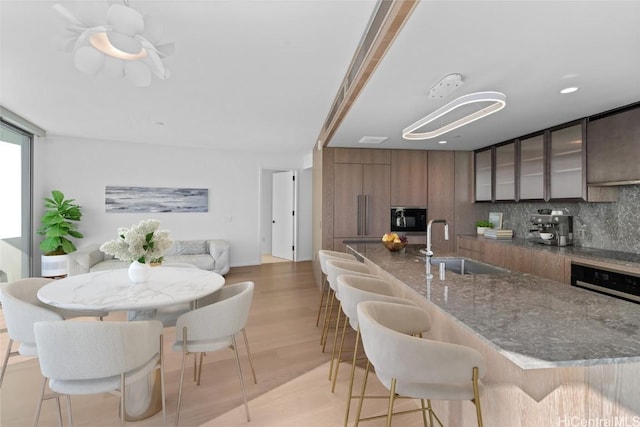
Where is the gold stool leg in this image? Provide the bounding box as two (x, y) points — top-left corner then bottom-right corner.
(315, 277), (328, 326)
(473, 367), (483, 427)
(321, 290), (335, 351)
(331, 309), (349, 392)
(353, 360), (371, 427)
(242, 328), (257, 384)
(386, 378), (397, 427)
(328, 304), (342, 380)
(343, 327), (361, 427)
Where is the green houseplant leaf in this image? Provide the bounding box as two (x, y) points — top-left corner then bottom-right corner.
(37, 190), (84, 255)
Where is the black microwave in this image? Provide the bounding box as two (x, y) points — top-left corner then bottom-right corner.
(390, 207), (427, 233)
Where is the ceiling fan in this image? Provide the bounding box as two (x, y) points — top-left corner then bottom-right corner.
(54, 0), (175, 87)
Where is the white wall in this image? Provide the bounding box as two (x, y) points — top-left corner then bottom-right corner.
(33, 135), (310, 272)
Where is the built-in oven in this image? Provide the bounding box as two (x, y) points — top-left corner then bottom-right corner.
(390, 207), (427, 233)
(571, 262), (640, 304)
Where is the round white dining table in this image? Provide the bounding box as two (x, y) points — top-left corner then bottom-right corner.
(38, 266), (225, 312)
(37, 266), (225, 421)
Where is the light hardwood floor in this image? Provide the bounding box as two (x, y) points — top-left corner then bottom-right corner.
(0, 262), (423, 427)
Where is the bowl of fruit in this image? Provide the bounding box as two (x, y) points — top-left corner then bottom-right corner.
(381, 233), (408, 251)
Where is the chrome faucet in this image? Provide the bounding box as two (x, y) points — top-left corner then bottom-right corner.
(425, 219), (449, 279)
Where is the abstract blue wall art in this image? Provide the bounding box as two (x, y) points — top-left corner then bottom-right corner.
(105, 186), (209, 213)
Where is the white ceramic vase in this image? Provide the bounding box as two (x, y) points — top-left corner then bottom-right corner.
(128, 260), (151, 283)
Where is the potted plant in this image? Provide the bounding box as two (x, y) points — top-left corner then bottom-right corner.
(475, 220), (493, 236)
(37, 190), (84, 277)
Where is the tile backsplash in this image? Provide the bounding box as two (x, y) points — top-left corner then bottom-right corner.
(475, 185), (640, 254)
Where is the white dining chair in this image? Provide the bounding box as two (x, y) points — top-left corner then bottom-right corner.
(33, 319), (166, 427)
(317, 250), (357, 327)
(0, 278), (66, 389)
(173, 281), (255, 426)
(334, 274), (421, 426)
(1, 277), (106, 389)
(355, 301), (486, 427)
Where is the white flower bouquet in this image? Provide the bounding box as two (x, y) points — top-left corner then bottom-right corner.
(100, 219), (173, 264)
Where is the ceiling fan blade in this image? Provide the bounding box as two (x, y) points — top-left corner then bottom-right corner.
(124, 61), (151, 87)
(142, 13), (163, 43)
(74, 47), (105, 75)
(107, 4), (144, 36)
(52, 4), (85, 27)
(155, 42), (175, 58)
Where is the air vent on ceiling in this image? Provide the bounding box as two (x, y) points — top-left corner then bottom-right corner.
(358, 136), (389, 144)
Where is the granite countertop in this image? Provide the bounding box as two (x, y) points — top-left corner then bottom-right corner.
(347, 243), (640, 370)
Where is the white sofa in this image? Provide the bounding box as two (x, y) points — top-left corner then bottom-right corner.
(67, 239), (230, 276)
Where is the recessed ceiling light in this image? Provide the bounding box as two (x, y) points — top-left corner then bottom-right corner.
(358, 136), (389, 144)
(560, 87), (579, 94)
(438, 140), (447, 144)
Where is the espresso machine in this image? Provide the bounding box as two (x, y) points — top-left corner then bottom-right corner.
(529, 214), (574, 246)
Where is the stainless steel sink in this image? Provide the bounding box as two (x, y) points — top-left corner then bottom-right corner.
(430, 257), (509, 275)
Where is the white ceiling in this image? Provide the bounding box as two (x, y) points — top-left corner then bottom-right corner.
(2, 1), (640, 155)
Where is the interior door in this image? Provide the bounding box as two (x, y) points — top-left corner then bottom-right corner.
(271, 171), (295, 260)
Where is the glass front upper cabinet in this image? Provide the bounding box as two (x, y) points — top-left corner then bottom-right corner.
(519, 134), (544, 200)
(494, 142), (515, 200)
(550, 123), (583, 199)
(475, 148), (492, 201)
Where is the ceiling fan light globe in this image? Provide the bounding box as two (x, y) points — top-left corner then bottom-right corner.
(106, 31), (145, 56)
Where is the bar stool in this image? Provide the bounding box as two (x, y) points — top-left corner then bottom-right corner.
(324, 259), (377, 378)
(355, 301), (486, 427)
(334, 274), (420, 426)
(317, 250), (356, 328)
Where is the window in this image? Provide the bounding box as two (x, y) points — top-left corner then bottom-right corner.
(0, 119), (33, 280)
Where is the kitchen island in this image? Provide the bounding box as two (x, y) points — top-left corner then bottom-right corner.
(347, 242), (640, 426)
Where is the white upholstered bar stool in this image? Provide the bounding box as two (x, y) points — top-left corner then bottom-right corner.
(323, 259), (377, 378)
(318, 250), (356, 328)
(355, 301), (486, 427)
(334, 274), (421, 426)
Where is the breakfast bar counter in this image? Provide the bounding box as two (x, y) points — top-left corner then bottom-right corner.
(346, 242), (640, 425)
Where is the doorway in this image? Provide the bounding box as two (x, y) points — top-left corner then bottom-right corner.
(260, 169), (295, 264)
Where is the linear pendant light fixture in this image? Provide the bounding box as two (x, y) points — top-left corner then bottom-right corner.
(402, 91), (507, 140)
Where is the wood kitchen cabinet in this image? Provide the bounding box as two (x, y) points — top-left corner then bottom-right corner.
(588, 104), (640, 185)
(323, 148), (391, 252)
(532, 250), (567, 283)
(428, 151), (456, 253)
(333, 163), (390, 239)
(504, 245), (534, 274)
(390, 150), (428, 207)
(457, 236), (484, 259)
